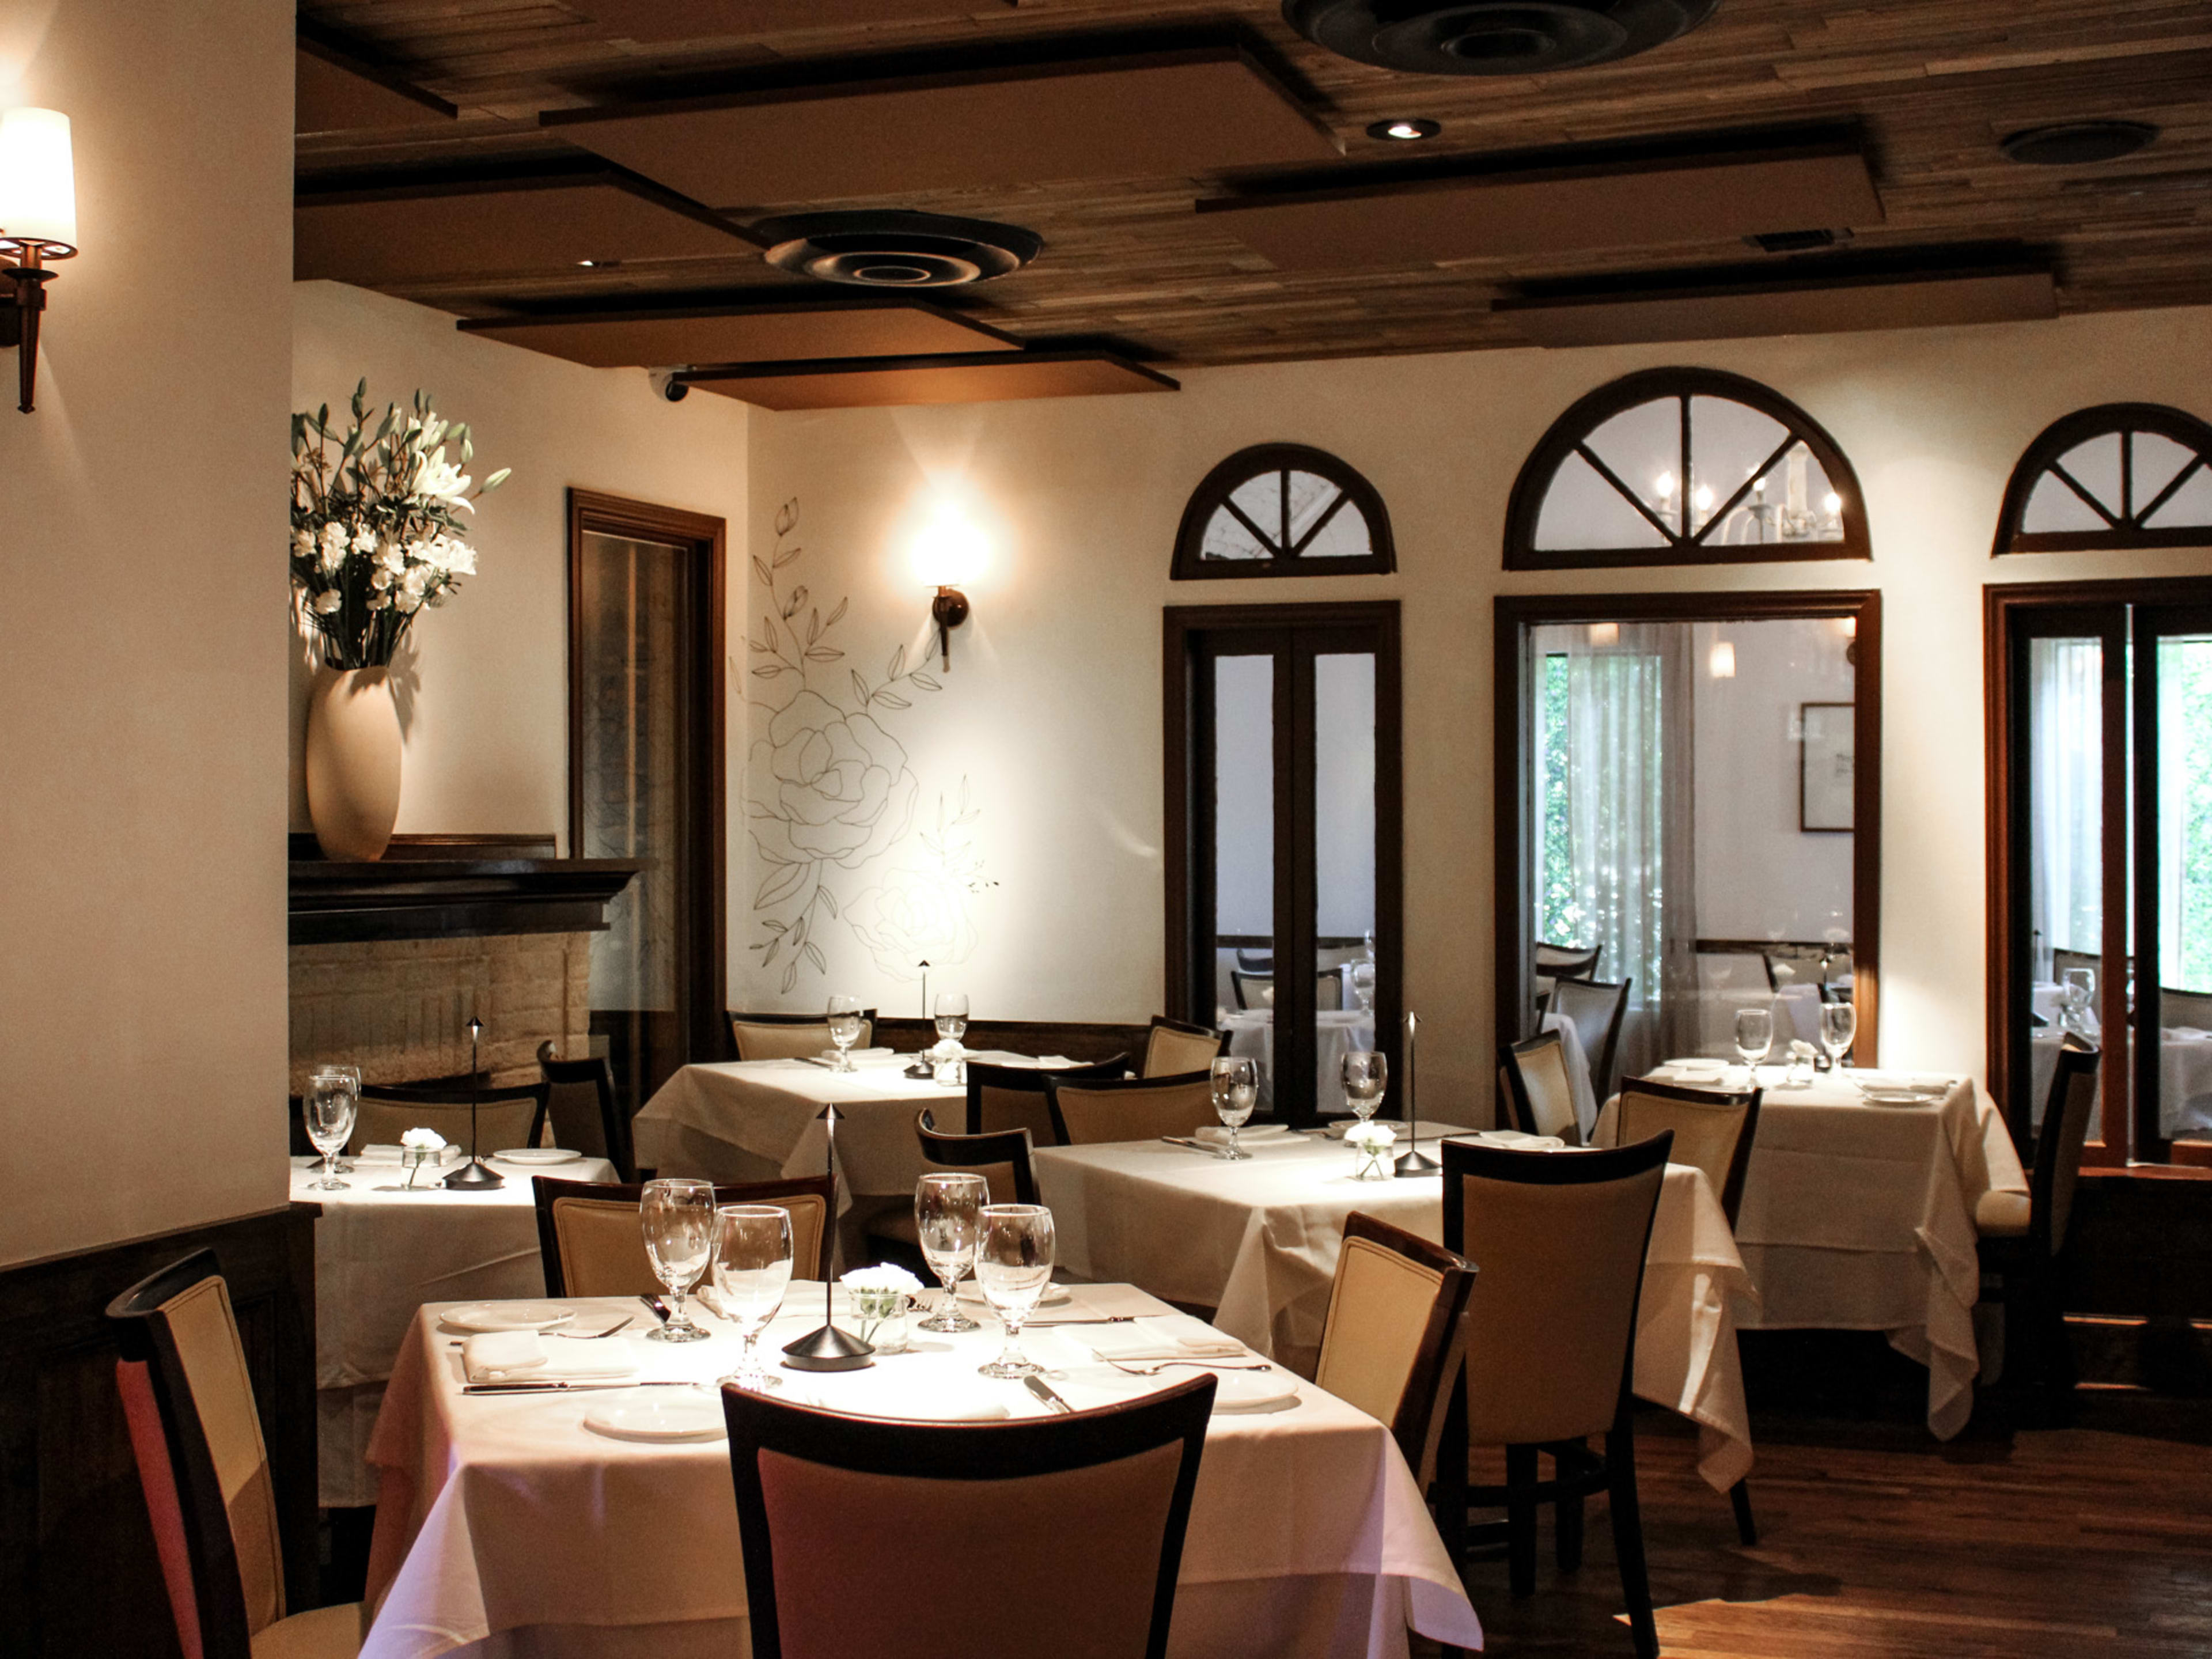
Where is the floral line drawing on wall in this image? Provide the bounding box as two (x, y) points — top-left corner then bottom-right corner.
(745, 500), (997, 993)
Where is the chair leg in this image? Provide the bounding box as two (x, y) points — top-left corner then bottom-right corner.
(1730, 1477), (1758, 1547)
(1552, 1440), (1587, 1572)
(1506, 1444), (1539, 1597)
(1605, 1423), (1660, 1659)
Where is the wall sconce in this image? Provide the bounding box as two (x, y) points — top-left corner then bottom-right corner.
(908, 497), (987, 671)
(0, 108), (78, 414)
(1586, 621), (1619, 648)
(1708, 639), (1737, 679)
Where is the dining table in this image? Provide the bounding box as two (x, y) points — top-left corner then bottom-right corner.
(1593, 1061), (2027, 1440)
(1033, 1127), (1757, 1492)
(1221, 1007), (1377, 1114)
(294, 1149), (618, 1508)
(358, 1285), (1485, 1659)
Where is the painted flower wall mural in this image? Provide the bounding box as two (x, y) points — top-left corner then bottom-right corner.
(746, 501), (996, 992)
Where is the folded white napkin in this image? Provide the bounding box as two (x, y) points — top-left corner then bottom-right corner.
(354, 1143), (464, 1164)
(461, 1331), (639, 1384)
(1195, 1123), (1291, 1146)
(1086, 1317), (1247, 1364)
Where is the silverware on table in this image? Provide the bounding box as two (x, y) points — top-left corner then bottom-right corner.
(639, 1294), (671, 1324)
(461, 1380), (701, 1395)
(556, 1315), (635, 1340)
(1107, 1358), (1273, 1377)
(1020, 1315), (1137, 1326)
(1024, 1374), (1075, 1415)
(1159, 1137), (1229, 1157)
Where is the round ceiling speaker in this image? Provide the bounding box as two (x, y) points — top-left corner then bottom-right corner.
(752, 210), (1042, 287)
(2000, 120), (2158, 167)
(1283, 0), (1717, 75)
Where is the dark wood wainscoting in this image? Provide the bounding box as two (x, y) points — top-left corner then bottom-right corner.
(0, 1206), (319, 1657)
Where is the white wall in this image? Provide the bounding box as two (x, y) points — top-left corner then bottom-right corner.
(0, 0), (294, 1266)
(736, 307), (2212, 1120)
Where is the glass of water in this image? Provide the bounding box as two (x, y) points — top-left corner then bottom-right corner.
(975, 1203), (1055, 1379)
(639, 1178), (716, 1342)
(2061, 967), (2097, 1035)
(1733, 1006), (1774, 1087)
(302, 1074), (356, 1191)
(310, 1064), (361, 1172)
(934, 991), (969, 1048)
(915, 1172), (986, 1333)
(1341, 1050), (1387, 1122)
(1210, 1055), (1260, 1161)
(713, 1205), (794, 1392)
(826, 995), (865, 1071)
(1819, 999), (1857, 1071)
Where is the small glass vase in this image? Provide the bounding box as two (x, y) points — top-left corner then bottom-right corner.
(1351, 1142), (1395, 1181)
(849, 1288), (912, 1354)
(402, 1147), (436, 1189)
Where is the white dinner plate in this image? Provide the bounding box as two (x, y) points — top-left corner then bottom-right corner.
(1667, 1060), (1729, 1081)
(1861, 1088), (1934, 1107)
(491, 1148), (582, 1165)
(1465, 1130), (1567, 1150)
(957, 1281), (1075, 1309)
(442, 1301), (577, 1334)
(816, 1047), (895, 1062)
(1209, 1371), (1300, 1414)
(584, 1392), (725, 1442)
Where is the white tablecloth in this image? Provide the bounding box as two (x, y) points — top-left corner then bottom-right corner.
(2028, 1028), (2212, 1137)
(1033, 1132), (1756, 1492)
(359, 1290), (1484, 1659)
(1595, 1064), (2026, 1440)
(1222, 1009), (1378, 1115)
(294, 1153), (617, 1507)
(1536, 1010), (1597, 1136)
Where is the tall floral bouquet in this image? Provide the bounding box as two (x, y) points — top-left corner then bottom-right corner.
(290, 380), (509, 669)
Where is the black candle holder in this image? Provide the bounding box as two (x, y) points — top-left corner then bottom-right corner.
(1394, 1009), (1441, 1176)
(782, 1103), (875, 1372)
(444, 1016), (504, 1190)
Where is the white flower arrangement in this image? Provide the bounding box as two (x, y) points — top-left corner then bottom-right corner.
(290, 380), (508, 669)
(841, 1264), (924, 1350)
(400, 1126), (448, 1187)
(1344, 1122), (1397, 1153)
(840, 1264), (923, 1296)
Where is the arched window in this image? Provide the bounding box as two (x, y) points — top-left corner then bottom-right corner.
(1505, 368), (1869, 571)
(1171, 442), (1394, 580)
(1994, 403), (2212, 555)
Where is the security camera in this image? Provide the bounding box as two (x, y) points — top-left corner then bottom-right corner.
(649, 369), (691, 403)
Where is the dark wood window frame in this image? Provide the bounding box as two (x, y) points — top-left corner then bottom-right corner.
(1171, 442), (1396, 581)
(1991, 402), (2212, 556)
(1164, 601), (1404, 1128)
(567, 488), (728, 1067)
(1494, 589), (1884, 1087)
(1505, 366), (1871, 572)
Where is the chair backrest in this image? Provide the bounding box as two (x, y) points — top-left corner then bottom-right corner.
(1046, 1071), (1217, 1147)
(915, 1110), (1039, 1206)
(1613, 1075), (1762, 1228)
(1532, 940), (1602, 1003)
(532, 1174), (835, 1297)
(107, 1250), (285, 1659)
(2160, 986), (2212, 1032)
(1544, 975), (1631, 1107)
(1233, 946), (1274, 972)
(965, 1055), (1128, 1141)
(722, 1376), (1214, 1659)
(1499, 1031), (1582, 1144)
(1442, 1132), (1671, 1447)
(729, 1010), (876, 1062)
(350, 1082), (548, 1157)
(1229, 968), (1269, 1010)
(2033, 1039), (2101, 1256)
(1313, 1213), (1476, 1491)
(538, 1043), (634, 1180)
(1142, 1016), (1223, 1080)
(2049, 948), (2101, 993)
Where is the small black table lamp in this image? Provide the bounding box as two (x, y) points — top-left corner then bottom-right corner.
(444, 1016), (503, 1190)
(783, 1103), (874, 1371)
(1395, 1009), (1440, 1176)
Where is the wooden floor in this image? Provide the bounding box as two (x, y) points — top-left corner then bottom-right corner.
(1434, 1392), (2212, 1658)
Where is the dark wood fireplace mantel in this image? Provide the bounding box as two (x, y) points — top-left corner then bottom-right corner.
(287, 833), (643, 945)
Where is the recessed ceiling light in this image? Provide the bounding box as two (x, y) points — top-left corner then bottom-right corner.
(2001, 121), (2159, 166)
(1367, 118), (1441, 142)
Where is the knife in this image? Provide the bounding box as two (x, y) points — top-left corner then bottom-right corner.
(1159, 1137), (1229, 1156)
(640, 1294), (671, 1324)
(463, 1380), (700, 1395)
(1024, 1374), (1075, 1415)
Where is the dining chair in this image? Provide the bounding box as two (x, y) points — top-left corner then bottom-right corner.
(537, 1041), (635, 1181)
(2048, 948), (2102, 992)
(1234, 946), (1274, 972)
(1544, 976), (1631, 1108)
(1979, 1039), (2100, 1410)
(1499, 1031), (1584, 1145)
(2160, 986), (2212, 1031)
(1142, 1014), (1224, 1078)
(349, 1081), (548, 1157)
(1532, 940), (1603, 1007)
(532, 1173), (835, 1297)
(1611, 1075), (1763, 1544)
(1229, 968), (1269, 1010)
(1046, 1071), (1217, 1147)
(965, 1054), (1127, 1142)
(721, 1375), (1215, 1659)
(867, 1111), (1042, 1262)
(1438, 1132), (1673, 1659)
(1229, 968), (1345, 1012)
(107, 1250), (367, 1659)
(727, 1009), (876, 1062)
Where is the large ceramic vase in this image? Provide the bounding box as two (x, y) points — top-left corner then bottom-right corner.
(305, 665), (401, 861)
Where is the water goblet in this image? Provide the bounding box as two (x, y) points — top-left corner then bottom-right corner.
(302, 1075), (356, 1191)
(1819, 999), (1857, 1072)
(826, 994), (865, 1072)
(713, 1205), (793, 1391)
(934, 991), (969, 1049)
(1350, 960), (1377, 1015)
(915, 1172), (986, 1333)
(310, 1064), (361, 1172)
(975, 1203), (1055, 1379)
(1341, 1050), (1387, 1123)
(2061, 967), (2097, 1035)
(1733, 1006), (1774, 1088)
(639, 1177), (716, 1342)
(1210, 1055), (1259, 1161)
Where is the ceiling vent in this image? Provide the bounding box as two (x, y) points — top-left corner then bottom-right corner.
(2000, 121), (2158, 167)
(1282, 0), (1717, 76)
(753, 210), (1042, 288)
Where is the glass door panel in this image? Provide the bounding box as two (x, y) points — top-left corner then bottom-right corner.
(1212, 652), (1278, 1107)
(2138, 614), (2212, 1156)
(2023, 632), (2108, 1139)
(1312, 652), (1378, 1115)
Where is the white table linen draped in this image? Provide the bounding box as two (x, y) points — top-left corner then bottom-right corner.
(1032, 1133), (1756, 1492)
(1221, 1009), (1377, 1115)
(1536, 1010), (1597, 1136)
(359, 1291), (1484, 1659)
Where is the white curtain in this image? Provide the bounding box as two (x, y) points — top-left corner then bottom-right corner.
(2158, 636), (2212, 993)
(2029, 637), (2104, 982)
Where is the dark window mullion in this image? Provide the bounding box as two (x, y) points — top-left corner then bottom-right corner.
(2133, 603), (2162, 1161)
(1277, 640), (1321, 1127)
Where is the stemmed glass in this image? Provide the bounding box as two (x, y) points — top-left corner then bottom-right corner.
(1819, 999), (1857, 1072)
(310, 1064), (361, 1172)
(1733, 1007), (1774, 1088)
(826, 994), (865, 1072)
(934, 991), (969, 1049)
(713, 1205), (794, 1392)
(2061, 967), (2097, 1036)
(1210, 1055), (1259, 1161)
(1350, 960), (1377, 1015)
(975, 1203), (1055, 1379)
(302, 1075), (357, 1191)
(1342, 1050), (1387, 1123)
(639, 1177), (716, 1342)
(915, 1173), (986, 1333)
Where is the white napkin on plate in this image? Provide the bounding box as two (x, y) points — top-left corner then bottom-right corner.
(1086, 1316), (1247, 1363)
(1194, 1123), (1291, 1146)
(354, 1143), (464, 1164)
(461, 1331), (639, 1384)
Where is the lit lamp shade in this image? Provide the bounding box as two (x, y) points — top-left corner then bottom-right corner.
(1708, 639), (1737, 679)
(909, 500), (987, 588)
(0, 108), (77, 252)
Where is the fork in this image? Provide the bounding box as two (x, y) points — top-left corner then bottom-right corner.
(555, 1315), (635, 1340)
(1107, 1358), (1274, 1376)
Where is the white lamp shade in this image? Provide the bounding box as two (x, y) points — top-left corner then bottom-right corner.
(1708, 639), (1737, 679)
(908, 499), (987, 588)
(0, 108), (77, 251)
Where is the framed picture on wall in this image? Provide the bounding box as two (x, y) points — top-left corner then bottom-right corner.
(1801, 702), (1854, 832)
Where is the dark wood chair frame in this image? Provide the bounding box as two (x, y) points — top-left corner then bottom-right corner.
(357, 1080), (551, 1154)
(963, 1054), (1127, 1138)
(1146, 1012), (1223, 1063)
(1498, 1029), (1580, 1143)
(537, 1041), (636, 1181)
(530, 1172), (837, 1297)
(1438, 1132), (1674, 1659)
(721, 1374), (1217, 1659)
(1544, 975), (1632, 1109)
(1339, 1212), (1478, 1484)
(915, 1109), (1040, 1206)
(1043, 1069), (1217, 1146)
(1980, 1039), (2101, 1410)
(725, 1007), (878, 1055)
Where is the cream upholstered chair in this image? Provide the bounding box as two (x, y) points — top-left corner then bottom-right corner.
(1440, 1132), (1672, 1659)
(1314, 1213), (1476, 1495)
(1531, 940), (1602, 1007)
(349, 1081), (547, 1157)
(532, 1175), (834, 1297)
(1142, 1015), (1224, 1079)
(867, 1112), (1040, 1256)
(728, 1009), (875, 1062)
(537, 1043), (635, 1180)
(1499, 1031), (1582, 1143)
(108, 1251), (366, 1659)
(1979, 1038), (2099, 1405)
(1543, 976), (1631, 1109)
(964, 1055), (1126, 1141)
(722, 1376), (1215, 1659)
(1046, 1071), (1215, 1147)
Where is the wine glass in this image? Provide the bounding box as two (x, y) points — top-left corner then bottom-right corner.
(639, 1178), (716, 1342)
(975, 1203), (1055, 1379)
(826, 995), (864, 1072)
(713, 1205), (794, 1391)
(310, 1064), (361, 1172)
(1342, 1050), (1387, 1123)
(302, 1074), (356, 1191)
(915, 1172), (986, 1333)
(1819, 999), (1857, 1071)
(2061, 967), (2097, 1035)
(1350, 960), (1378, 1014)
(1733, 1006), (1774, 1086)
(1210, 1055), (1259, 1161)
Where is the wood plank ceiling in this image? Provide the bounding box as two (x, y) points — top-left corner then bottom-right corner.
(296, 1), (2212, 370)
